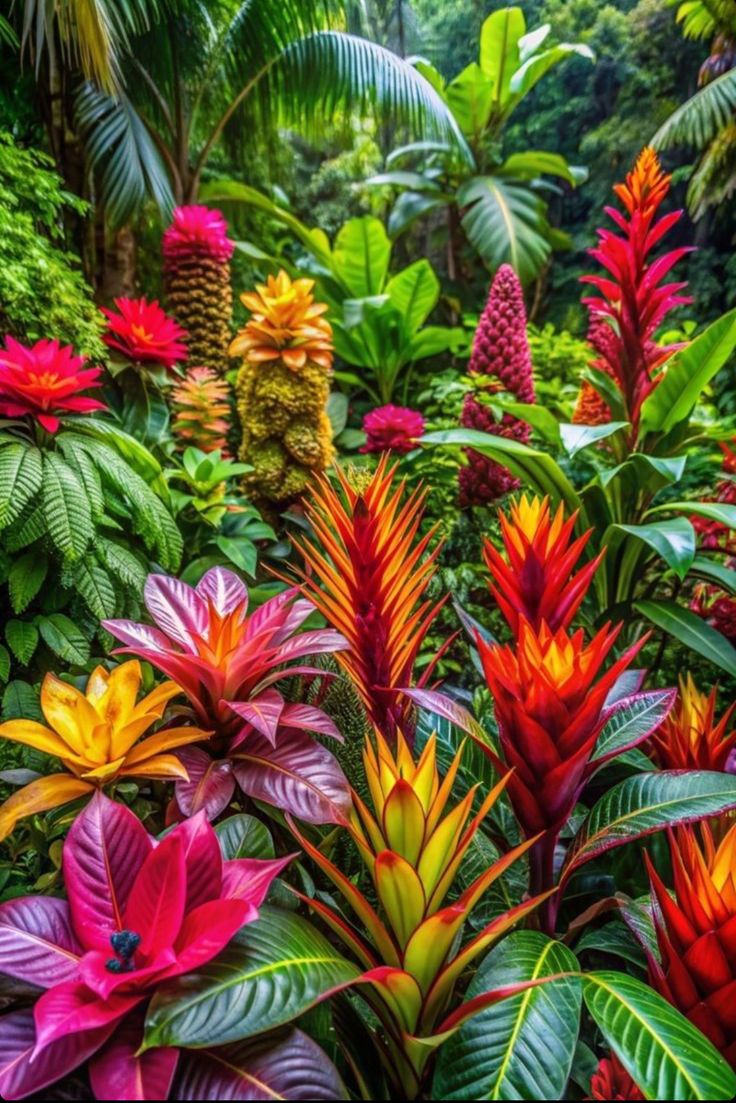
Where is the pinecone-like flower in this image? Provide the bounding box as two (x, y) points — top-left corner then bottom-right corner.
(162, 205), (235, 374)
(459, 264), (534, 507)
(170, 366), (231, 453)
(232, 270), (334, 504)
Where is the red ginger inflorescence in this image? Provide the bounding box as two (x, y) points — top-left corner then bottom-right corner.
(458, 264), (535, 507)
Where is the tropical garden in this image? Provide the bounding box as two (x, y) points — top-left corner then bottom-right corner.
(1, 1), (736, 1100)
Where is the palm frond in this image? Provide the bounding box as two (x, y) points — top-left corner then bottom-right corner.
(652, 66), (736, 150)
(687, 120), (736, 216)
(0, 14), (19, 48)
(75, 82), (174, 225)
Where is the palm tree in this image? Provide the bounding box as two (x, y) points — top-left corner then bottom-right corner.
(13, 1), (463, 226)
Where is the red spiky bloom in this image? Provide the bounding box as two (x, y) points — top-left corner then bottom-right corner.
(646, 825), (736, 1067)
(101, 296), (188, 370)
(572, 317), (617, 426)
(482, 495), (604, 635)
(649, 674), (736, 772)
(361, 404), (425, 454)
(291, 456), (446, 743)
(581, 147), (692, 438)
(459, 264), (535, 507)
(0, 336), (106, 433)
(170, 366), (230, 453)
(587, 1055), (644, 1100)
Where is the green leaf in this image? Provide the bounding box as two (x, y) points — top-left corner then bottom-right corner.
(5, 620), (39, 666)
(639, 308), (736, 434)
(446, 63), (494, 139)
(8, 551), (49, 613)
(560, 421), (629, 457)
(591, 690), (675, 764)
(649, 500), (736, 529)
(615, 520), (696, 579)
(74, 560), (118, 618)
(0, 645), (9, 684)
(498, 150), (580, 185)
(385, 260), (439, 333)
(143, 906), (359, 1049)
(332, 217), (391, 297)
(563, 771), (736, 880)
(584, 971), (736, 1100)
(635, 599), (736, 677)
(42, 453), (93, 562)
(487, 399), (561, 445)
(1, 680), (42, 722)
(575, 921), (647, 970)
(37, 613), (90, 666)
(389, 190), (448, 238)
(0, 444), (42, 530)
(690, 557), (736, 594)
(216, 535), (257, 578)
(479, 7), (526, 103)
(215, 814), (275, 860)
(433, 931), (581, 1100)
(509, 43), (594, 104)
(457, 176), (552, 284)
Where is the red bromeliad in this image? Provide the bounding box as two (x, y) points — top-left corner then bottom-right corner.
(103, 566), (351, 824)
(360, 404), (425, 455)
(291, 456), (446, 744)
(649, 674), (736, 772)
(0, 792), (289, 1100)
(581, 147), (692, 439)
(644, 824), (736, 1067)
(0, 336), (106, 432)
(587, 1054), (644, 1100)
(101, 296), (188, 371)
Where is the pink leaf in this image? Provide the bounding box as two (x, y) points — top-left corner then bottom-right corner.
(221, 855), (295, 907)
(232, 730), (351, 825)
(280, 702), (343, 742)
(229, 689), (285, 746)
(171, 812), (223, 911)
(64, 792), (152, 953)
(124, 832), (187, 957)
(196, 567), (247, 618)
(0, 897), (81, 988)
(172, 899), (256, 974)
(144, 573), (208, 651)
(101, 619), (172, 655)
(0, 1009), (113, 1100)
(175, 748), (235, 820)
(89, 1012), (178, 1102)
(34, 981), (142, 1050)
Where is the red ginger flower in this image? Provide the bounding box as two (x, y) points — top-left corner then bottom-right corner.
(587, 1055), (644, 1100)
(102, 297), (188, 370)
(0, 791), (289, 1099)
(162, 204), (235, 264)
(0, 336), (105, 433)
(649, 673), (736, 772)
(483, 494), (604, 635)
(646, 824), (736, 1067)
(459, 264), (535, 507)
(360, 404), (425, 454)
(581, 147), (692, 437)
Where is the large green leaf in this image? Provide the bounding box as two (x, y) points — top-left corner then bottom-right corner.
(479, 7), (526, 105)
(457, 175), (552, 284)
(563, 771), (736, 880)
(143, 906), (359, 1049)
(385, 259), (440, 333)
(37, 613), (91, 666)
(635, 599), (736, 677)
(332, 216), (391, 297)
(591, 690), (675, 765)
(215, 814), (275, 860)
(649, 500), (736, 529)
(509, 43), (594, 105)
(639, 308), (736, 434)
(498, 150), (579, 184)
(433, 931), (581, 1100)
(446, 63), (494, 139)
(614, 519), (696, 579)
(690, 556), (736, 594)
(584, 972), (736, 1101)
(652, 66), (736, 151)
(42, 453), (93, 562)
(560, 421), (629, 457)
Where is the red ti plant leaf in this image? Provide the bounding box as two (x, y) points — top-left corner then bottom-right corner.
(89, 1012), (179, 1101)
(0, 1008), (115, 1100)
(0, 896), (82, 987)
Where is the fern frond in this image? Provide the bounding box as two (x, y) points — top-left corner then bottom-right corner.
(0, 444), (43, 530)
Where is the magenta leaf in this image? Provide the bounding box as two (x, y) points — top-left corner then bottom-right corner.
(0, 1009), (113, 1100)
(229, 689), (285, 746)
(64, 792), (152, 952)
(124, 832), (187, 958)
(34, 980), (143, 1050)
(175, 1027), (347, 1100)
(175, 747), (235, 820)
(590, 689), (676, 766)
(196, 566), (247, 617)
(0, 896), (81, 988)
(280, 702), (344, 742)
(101, 618), (172, 655)
(143, 573), (207, 650)
(174, 812), (223, 911)
(172, 899), (256, 974)
(89, 1011), (179, 1102)
(232, 730), (351, 825)
(221, 855), (294, 907)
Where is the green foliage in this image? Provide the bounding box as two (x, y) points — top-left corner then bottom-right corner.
(0, 132), (104, 357)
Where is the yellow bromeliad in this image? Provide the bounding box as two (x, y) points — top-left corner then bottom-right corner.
(230, 269), (333, 372)
(0, 660), (207, 839)
(289, 729), (550, 1098)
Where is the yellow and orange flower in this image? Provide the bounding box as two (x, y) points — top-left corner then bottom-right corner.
(646, 824), (736, 1066)
(0, 661), (206, 839)
(650, 674), (736, 772)
(229, 269), (333, 371)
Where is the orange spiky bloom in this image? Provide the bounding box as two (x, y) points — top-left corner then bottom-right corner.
(289, 728), (548, 1097)
(291, 456), (446, 743)
(482, 494), (604, 635)
(649, 674), (736, 772)
(170, 366), (231, 453)
(572, 318), (617, 426)
(645, 825), (736, 1066)
(230, 269), (333, 372)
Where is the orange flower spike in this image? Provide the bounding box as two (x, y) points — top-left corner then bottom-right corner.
(230, 269), (333, 371)
(483, 494), (604, 635)
(650, 674), (736, 771)
(645, 824), (736, 1066)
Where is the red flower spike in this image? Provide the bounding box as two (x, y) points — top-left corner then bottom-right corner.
(587, 1054), (644, 1100)
(0, 336), (106, 433)
(483, 494), (604, 634)
(581, 147), (692, 437)
(459, 263), (535, 507)
(101, 297), (188, 370)
(360, 404), (425, 455)
(644, 824), (736, 1067)
(291, 455), (446, 744)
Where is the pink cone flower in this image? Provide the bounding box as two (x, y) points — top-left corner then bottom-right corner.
(360, 404), (425, 454)
(0, 792), (290, 1100)
(162, 205), (235, 264)
(0, 336), (106, 433)
(101, 297), (188, 370)
(459, 264), (535, 507)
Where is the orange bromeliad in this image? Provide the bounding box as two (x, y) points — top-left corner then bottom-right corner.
(291, 456), (446, 743)
(0, 661), (205, 839)
(289, 728), (548, 1097)
(650, 674), (736, 772)
(229, 269), (333, 371)
(645, 825), (736, 1067)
